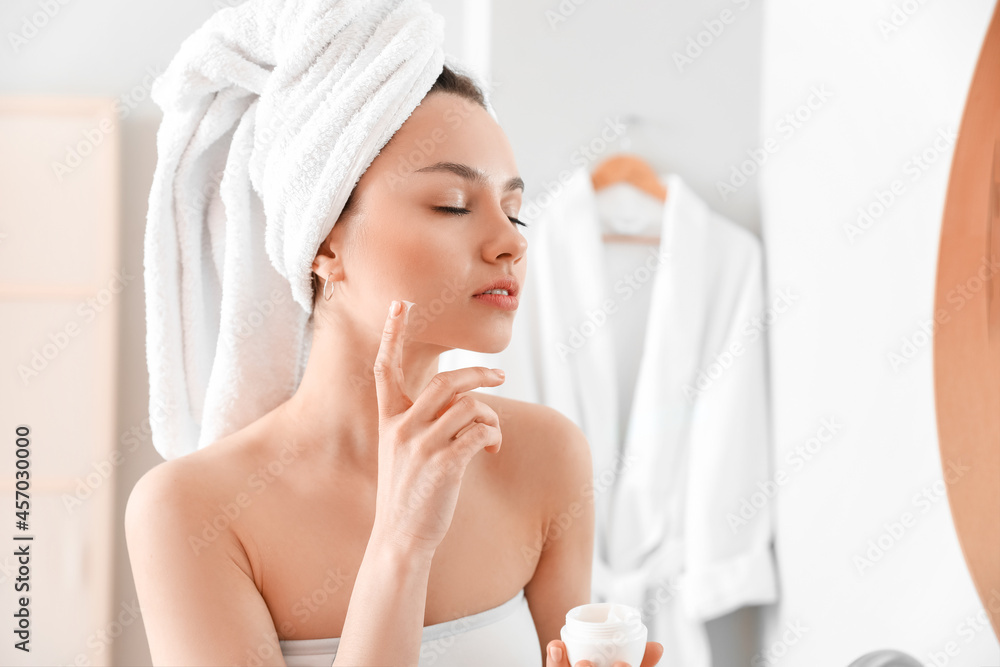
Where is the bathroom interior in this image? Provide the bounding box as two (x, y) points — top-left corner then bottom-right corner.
(0, 0), (997, 665)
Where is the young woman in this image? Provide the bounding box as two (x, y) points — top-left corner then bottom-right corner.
(126, 65), (664, 667)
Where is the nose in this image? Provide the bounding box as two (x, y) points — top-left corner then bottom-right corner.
(482, 208), (528, 264)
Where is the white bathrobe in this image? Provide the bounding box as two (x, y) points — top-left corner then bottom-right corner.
(440, 166), (778, 666)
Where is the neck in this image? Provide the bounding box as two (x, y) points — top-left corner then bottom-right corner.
(276, 306), (443, 476)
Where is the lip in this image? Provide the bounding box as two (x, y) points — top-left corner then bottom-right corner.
(473, 292), (519, 310)
(472, 275), (520, 298)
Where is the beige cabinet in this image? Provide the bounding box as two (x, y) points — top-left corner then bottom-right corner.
(0, 97), (120, 665)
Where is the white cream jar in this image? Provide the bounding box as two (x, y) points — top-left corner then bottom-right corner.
(559, 602), (647, 667)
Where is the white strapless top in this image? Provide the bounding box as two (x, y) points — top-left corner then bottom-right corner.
(279, 588), (542, 667)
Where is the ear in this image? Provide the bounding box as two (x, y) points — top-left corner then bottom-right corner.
(311, 238), (336, 276)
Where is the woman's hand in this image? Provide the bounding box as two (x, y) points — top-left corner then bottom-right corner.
(545, 639), (665, 667)
(370, 299), (507, 557)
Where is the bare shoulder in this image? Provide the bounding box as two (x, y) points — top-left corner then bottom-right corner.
(471, 392), (588, 449)
(124, 439), (284, 662)
(126, 440), (238, 524)
(474, 393), (595, 627)
(124, 437), (257, 568)
(125, 454), (204, 530)
(468, 392), (593, 501)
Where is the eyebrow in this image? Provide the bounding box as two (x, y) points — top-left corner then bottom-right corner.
(414, 161), (524, 193)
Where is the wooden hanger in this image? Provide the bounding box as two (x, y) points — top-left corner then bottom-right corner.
(590, 152), (666, 245)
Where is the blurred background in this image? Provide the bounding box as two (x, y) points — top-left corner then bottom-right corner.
(1, 0), (997, 665)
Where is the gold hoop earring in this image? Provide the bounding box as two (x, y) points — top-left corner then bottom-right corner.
(323, 273), (335, 301)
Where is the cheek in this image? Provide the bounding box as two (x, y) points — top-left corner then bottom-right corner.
(360, 208), (473, 294)
(401, 242), (476, 301)
(371, 225), (447, 275)
(385, 232), (438, 271)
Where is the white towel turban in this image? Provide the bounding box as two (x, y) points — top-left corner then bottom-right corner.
(143, 0), (497, 460)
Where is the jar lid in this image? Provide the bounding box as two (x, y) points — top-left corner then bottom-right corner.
(563, 603), (645, 641)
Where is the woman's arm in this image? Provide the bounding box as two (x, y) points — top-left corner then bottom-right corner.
(331, 528), (434, 666)
(522, 408), (596, 662)
(127, 461), (439, 667)
(125, 462), (285, 666)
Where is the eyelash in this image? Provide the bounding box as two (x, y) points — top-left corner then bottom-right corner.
(434, 206), (528, 227)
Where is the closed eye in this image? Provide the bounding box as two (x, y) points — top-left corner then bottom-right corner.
(434, 206), (528, 228)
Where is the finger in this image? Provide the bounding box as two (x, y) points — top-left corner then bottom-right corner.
(452, 420), (503, 463)
(434, 397), (500, 439)
(545, 639), (570, 667)
(456, 415), (503, 455)
(373, 299), (413, 423)
(429, 396), (502, 454)
(409, 366), (505, 424)
(640, 642), (664, 667)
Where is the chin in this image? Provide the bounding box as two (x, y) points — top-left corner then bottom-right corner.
(457, 329), (514, 355)
(427, 315), (514, 354)
(472, 339), (512, 355)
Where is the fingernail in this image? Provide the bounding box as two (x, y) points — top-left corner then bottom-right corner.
(549, 645), (562, 662)
(492, 368), (505, 378)
(390, 300), (402, 318)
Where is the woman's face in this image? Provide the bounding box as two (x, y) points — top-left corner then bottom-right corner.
(317, 91), (529, 355)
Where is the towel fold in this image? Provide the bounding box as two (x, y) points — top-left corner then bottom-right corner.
(143, 0), (489, 460)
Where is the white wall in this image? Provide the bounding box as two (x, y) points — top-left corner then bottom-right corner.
(491, 0), (765, 237)
(757, 1), (1000, 665)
